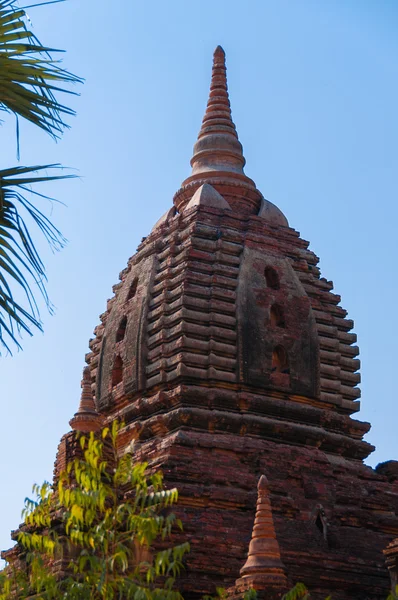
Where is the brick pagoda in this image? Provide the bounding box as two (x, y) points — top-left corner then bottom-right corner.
(13, 46), (398, 599)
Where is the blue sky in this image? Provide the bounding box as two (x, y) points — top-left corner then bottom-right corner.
(1, 0), (397, 557)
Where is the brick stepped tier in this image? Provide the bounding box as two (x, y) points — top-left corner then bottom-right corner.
(84, 200), (367, 459)
(145, 218), (242, 387)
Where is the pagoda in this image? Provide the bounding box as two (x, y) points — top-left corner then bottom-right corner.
(15, 47), (398, 599)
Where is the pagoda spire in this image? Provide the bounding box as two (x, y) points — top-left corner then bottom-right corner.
(190, 45), (246, 178)
(235, 475), (288, 594)
(174, 46), (262, 214)
(198, 45), (237, 139)
(69, 367), (102, 433)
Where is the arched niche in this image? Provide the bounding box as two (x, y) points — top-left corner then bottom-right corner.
(116, 316), (127, 343)
(270, 304), (285, 328)
(271, 345), (290, 374)
(112, 355), (123, 387)
(264, 266), (280, 290)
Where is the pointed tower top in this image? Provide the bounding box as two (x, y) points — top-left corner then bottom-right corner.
(258, 474), (269, 491)
(190, 45), (243, 175)
(174, 46), (262, 214)
(201, 45), (235, 137)
(69, 367), (102, 433)
(235, 475), (288, 593)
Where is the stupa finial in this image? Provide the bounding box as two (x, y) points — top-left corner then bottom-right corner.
(69, 367), (102, 433)
(234, 474), (288, 593)
(189, 45), (245, 178)
(197, 45), (237, 141)
(173, 46), (262, 214)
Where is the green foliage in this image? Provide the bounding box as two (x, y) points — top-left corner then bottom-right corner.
(0, 421), (189, 599)
(0, 163), (74, 354)
(0, 0), (82, 354)
(202, 587), (228, 600)
(0, 0), (82, 138)
(242, 589), (257, 600)
(387, 584), (398, 600)
(283, 582), (395, 600)
(282, 583), (310, 600)
(203, 587), (257, 600)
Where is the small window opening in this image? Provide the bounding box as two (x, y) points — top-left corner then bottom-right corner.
(112, 355), (123, 387)
(264, 266), (280, 290)
(116, 316), (127, 343)
(270, 304), (285, 328)
(271, 345), (289, 374)
(127, 278), (138, 301)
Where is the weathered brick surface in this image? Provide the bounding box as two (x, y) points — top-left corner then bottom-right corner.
(7, 46), (398, 600)
(89, 206), (364, 426)
(80, 46), (398, 599)
(126, 429), (397, 599)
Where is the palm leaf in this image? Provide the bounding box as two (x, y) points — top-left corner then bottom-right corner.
(0, 0), (83, 139)
(0, 2), (82, 353)
(0, 163), (75, 354)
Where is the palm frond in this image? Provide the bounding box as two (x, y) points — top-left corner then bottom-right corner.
(0, 0), (83, 139)
(0, 163), (75, 354)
